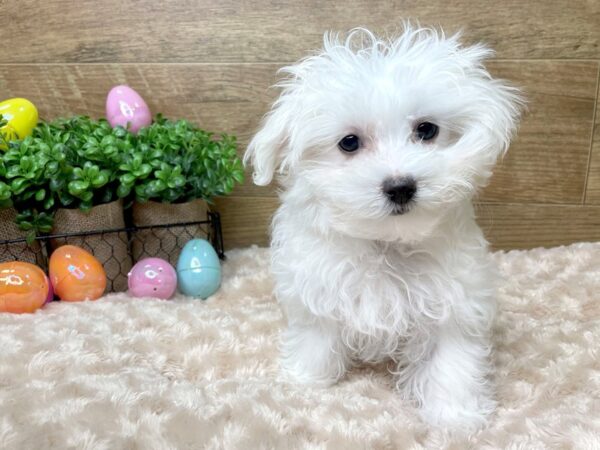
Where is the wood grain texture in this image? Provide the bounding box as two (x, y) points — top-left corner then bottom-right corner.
(213, 196), (600, 250)
(483, 61), (598, 204)
(0, 64), (279, 141)
(213, 196), (277, 249)
(584, 72), (600, 204)
(0, 2), (598, 250)
(2, 0), (599, 63)
(476, 203), (600, 249)
(1, 61), (596, 203)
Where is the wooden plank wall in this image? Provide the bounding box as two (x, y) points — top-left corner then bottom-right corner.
(1, 0), (599, 250)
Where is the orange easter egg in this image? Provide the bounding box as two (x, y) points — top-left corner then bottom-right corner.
(0, 261), (49, 314)
(49, 245), (106, 301)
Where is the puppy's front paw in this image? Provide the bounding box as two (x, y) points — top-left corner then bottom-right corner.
(281, 354), (339, 387)
(399, 326), (497, 433)
(280, 324), (349, 387)
(418, 391), (496, 433)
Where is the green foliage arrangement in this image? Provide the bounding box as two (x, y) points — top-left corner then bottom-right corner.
(119, 114), (244, 204)
(0, 114), (7, 147)
(0, 114), (244, 241)
(0, 114), (12, 209)
(0, 116), (129, 240)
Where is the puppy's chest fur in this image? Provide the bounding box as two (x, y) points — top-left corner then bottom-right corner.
(273, 234), (468, 360)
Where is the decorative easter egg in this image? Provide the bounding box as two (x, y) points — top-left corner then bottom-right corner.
(44, 275), (54, 304)
(49, 245), (106, 302)
(128, 257), (177, 299)
(0, 98), (38, 149)
(0, 261), (49, 313)
(176, 239), (221, 299)
(105, 85), (151, 133)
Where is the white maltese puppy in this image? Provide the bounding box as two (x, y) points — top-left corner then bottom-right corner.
(244, 24), (523, 431)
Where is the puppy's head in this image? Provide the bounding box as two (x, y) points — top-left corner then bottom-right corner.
(245, 25), (524, 242)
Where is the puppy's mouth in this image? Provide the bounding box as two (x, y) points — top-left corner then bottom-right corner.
(390, 203), (413, 216)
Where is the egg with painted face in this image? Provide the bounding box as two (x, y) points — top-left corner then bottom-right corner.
(0, 98), (38, 150)
(105, 85), (151, 134)
(176, 239), (221, 299)
(49, 245), (106, 301)
(128, 257), (177, 299)
(0, 261), (49, 313)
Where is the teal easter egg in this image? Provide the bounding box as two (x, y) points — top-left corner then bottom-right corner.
(176, 239), (221, 299)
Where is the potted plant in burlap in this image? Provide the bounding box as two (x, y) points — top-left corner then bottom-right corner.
(1, 117), (133, 291)
(0, 183), (45, 266)
(47, 117), (134, 291)
(117, 116), (243, 266)
(0, 114), (47, 265)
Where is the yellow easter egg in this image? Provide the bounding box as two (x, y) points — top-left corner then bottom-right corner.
(0, 98), (38, 150)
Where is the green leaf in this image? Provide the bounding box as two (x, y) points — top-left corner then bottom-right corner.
(10, 178), (29, 195)
(117, 184), (131, 198)
(44, 196), (55, 210)
(232, 170), (245, 183)
(136, 164), (152, 178)
(146, 179), (166, 195)
(58, 191), (75, 207)
(0, 182), (11, 201)
(120, 173), (136, 185)
(26, 230), (36, 245)
(68, 180), (89, 196)
(113, 126), (128, 138)
(168, 175), (186, 189)
(50, 178), (64, 191)
(6, 165), (21, 179)
(45, 161), (59, 174)
(18, 221), (33, 231)
(91, 172), (109, 188)
(80, 191), (93, 202)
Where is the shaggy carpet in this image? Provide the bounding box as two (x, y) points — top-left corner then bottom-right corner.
(1, 243), (599, 449)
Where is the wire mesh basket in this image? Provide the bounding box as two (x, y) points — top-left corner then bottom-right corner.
(0, 212), (224, 293)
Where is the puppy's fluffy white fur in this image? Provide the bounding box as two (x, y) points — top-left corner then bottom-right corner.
(244, 25), (523, 431)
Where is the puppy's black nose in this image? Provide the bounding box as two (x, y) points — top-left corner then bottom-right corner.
(383, 177), (417, 205)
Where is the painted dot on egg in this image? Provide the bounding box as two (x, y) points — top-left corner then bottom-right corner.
(49, 246), (106, 302)
(128, 258), (177, 300)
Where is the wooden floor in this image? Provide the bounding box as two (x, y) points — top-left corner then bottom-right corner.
(1, 0), (599, 250)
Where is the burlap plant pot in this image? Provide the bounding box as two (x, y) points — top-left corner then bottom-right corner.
(0, 208), (44, 266)
(132, 199), (209, 267)
(51, 199), (131, 293)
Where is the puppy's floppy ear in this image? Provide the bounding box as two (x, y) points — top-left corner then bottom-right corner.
(482, 78), (525, 157)
(457, 42), (526, 155)
(244, 93), (297, 186)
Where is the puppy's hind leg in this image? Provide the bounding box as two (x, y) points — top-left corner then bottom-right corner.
(280, 319), (350, 387)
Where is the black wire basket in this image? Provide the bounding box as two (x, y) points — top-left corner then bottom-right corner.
(0, 212), (224, 293)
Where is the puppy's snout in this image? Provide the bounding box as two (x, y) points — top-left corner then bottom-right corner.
(383, 177), (417, 205)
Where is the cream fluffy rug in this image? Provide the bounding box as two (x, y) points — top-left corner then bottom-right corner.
(1, 243), (599, 449)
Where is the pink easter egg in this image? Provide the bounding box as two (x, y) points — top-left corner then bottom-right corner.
(128, 258), (177, 300)
(44, 274), (54, 303)
(105, 85), (152, 133)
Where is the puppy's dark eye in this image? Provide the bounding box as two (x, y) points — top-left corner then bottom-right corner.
(338, 135), (360, 153)
(415, 122), (439, 141)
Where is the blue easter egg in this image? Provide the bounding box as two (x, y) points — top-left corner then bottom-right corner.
(176, 239), (221, 299)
